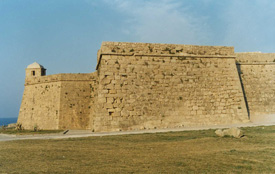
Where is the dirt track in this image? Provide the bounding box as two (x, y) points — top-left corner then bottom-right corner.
(1, 119), (274, 142)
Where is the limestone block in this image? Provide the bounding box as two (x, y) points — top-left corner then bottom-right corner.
(102, 90), (109, 94)
(108, 109), (115, 112)
(109, 90), (117, 94)
(101, 78), (111, 85)
(107, 98), (114, 104)
(130, 111), (136, 116)
(105, 72), (114, 76)
(121, 109), (129, 116)
(105, 103), (113, 109)
(193, 106), (199, 110)
(113, 112), (121, 117)
(215, 127), (243, 138)
(197, 110), (203, 115)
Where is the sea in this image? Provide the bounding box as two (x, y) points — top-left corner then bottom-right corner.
(0, 117), (18, 126)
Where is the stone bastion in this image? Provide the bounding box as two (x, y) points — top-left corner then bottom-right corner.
(17, 42), (275, 131)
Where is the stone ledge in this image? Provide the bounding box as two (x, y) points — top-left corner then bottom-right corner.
(100, 52), (236, 58)
(101, 41), (234, 56)
(236, 62), (275, 65)
(236, 52), (275, 63)
(96, 52), (236, 70)
(25, 73), (97, 85)
(25, 79), (95, 86)
(96, 42), (235, 70)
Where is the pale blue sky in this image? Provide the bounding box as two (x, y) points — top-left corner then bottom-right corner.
(1, 0), (275, 118)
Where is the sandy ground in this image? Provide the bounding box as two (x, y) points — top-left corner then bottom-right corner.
(0, 114), (275, 141)
(1, 115), (274, 142)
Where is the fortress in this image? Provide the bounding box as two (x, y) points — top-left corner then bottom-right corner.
(17, 42), (275, 131)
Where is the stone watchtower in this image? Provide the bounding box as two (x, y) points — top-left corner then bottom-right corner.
(25, 62), (46, 77)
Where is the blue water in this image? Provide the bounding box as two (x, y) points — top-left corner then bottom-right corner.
(0, 117), (18, 126)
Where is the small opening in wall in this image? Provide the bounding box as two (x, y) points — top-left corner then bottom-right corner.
(32, 71), (35, 76)
(41, 69), (46, 76)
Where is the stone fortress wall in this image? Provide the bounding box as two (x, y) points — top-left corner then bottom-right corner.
(93, 42), (248, 131)
(236, 53), (275, 119)
(17, 42), (275, 131)
(18, 73), (98, 130)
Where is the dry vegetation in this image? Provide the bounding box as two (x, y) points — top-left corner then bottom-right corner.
(0, 127), (63, 135)
(0, 126), (274, 174)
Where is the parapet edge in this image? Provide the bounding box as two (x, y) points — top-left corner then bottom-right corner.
(25, 72), (97, 85)
(236, 52), (275, 64)
(96, 41), (235, 69)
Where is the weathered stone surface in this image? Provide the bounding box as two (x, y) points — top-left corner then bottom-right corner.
(215, 127), (243, 138)
(236, 53), (275, 118)
(215, 129), (224, 137)
(18, 73), (98, 130)
(17, 42), (275, 132)
(93, 42), (249, 132)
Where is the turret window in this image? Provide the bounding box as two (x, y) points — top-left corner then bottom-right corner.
(32, 71), (35, 76)
(42, 69), (46, 76)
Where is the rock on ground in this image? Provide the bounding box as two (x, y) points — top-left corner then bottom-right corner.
(215, 127), (243, 138)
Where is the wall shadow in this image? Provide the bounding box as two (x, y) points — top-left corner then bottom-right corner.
(236, 62), (250, 119)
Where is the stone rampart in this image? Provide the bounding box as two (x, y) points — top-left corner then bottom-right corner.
(236, 52), (275, 63)
(92, 42), (248, 132)
(236, 53), (275, 117)
(25, 73), (94, 85)
(59, 73), (98, 130)
(18, 73), (97, 130)
(18, 80), (61, 129)
(99, 41), (234, 55)
(96, 42), (235, 69)
(18, 42), (275, 132)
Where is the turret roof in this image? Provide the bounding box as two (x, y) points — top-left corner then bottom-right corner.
(27, 62), (44, 69)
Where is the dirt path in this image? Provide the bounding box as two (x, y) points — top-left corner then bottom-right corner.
(1, 120), (274, 142)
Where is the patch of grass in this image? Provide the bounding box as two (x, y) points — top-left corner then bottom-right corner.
(0, 126), (274, 173)
(0, 128), (63, 135)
